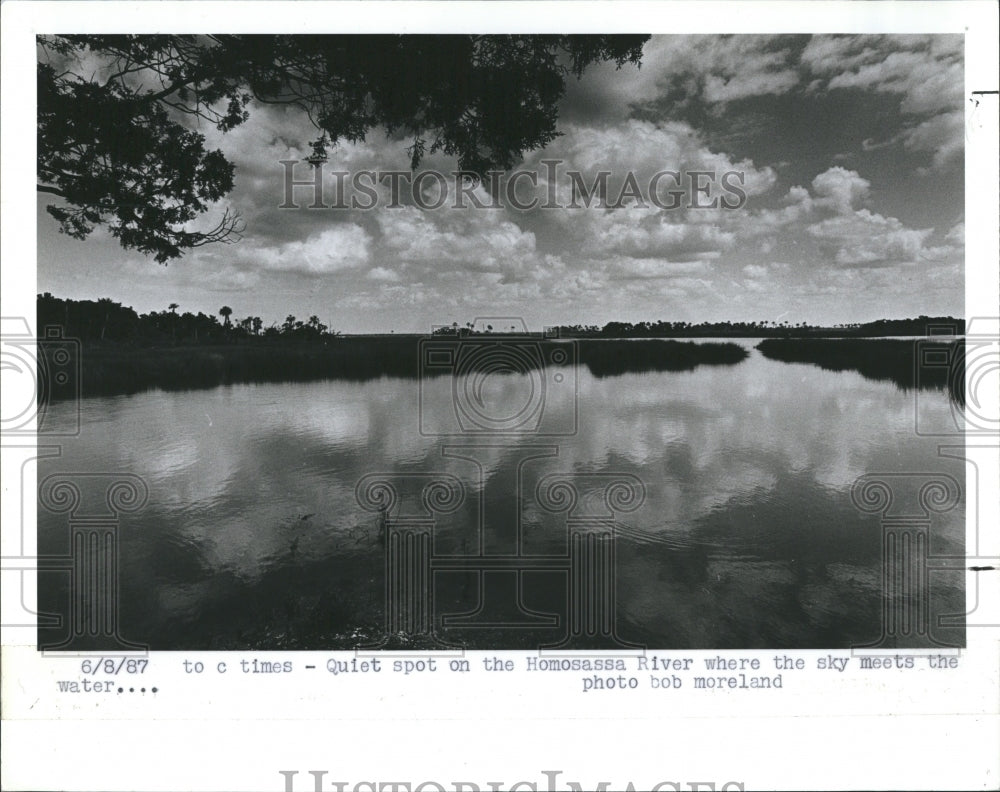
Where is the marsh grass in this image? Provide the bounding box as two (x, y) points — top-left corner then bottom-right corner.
(52, 337), (751, 399)
(756, 338), (965, 404)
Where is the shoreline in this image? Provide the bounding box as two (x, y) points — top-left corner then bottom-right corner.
(38, 335), (966, 403)
(42, 337), (753, 401)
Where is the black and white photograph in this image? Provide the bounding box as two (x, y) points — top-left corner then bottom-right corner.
(2, 3), (998, 791)
(31, 31), (971, 651)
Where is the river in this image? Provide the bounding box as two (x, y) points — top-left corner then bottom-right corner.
(36, 339), (966, 650)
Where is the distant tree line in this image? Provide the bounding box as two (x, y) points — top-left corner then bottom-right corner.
(38, 294), (964, 344)
(431, 316), (964, 338)
(37, 293), (339, 345)
(548, 317), (965, 338)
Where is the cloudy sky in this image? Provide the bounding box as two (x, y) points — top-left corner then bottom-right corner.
(37, 34), (965, 333)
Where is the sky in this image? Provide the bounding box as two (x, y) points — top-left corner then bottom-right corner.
(37, 34), (966, 333)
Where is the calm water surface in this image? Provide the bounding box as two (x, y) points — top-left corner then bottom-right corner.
(37, 339), (965, 649)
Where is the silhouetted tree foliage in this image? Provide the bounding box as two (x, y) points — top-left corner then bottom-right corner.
(546, 316), (965, 339)
(432, 316), (965, 338)
(37, 34), (648, 261)
(36, 293), (339, 345)
(36, 293), (965, 402)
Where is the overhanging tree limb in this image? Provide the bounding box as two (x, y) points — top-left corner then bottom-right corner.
(38, 34), (649, 262)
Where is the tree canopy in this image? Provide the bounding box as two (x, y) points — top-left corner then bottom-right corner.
(37, 34), (648, 262)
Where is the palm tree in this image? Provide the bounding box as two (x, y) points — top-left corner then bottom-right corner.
(219, 306), (232, 327)
(167, 303), (180, 343)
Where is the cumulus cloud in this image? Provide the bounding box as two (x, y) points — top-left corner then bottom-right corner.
(803, 35), (962, 114)
(901, 111), (964, 168)
(800, 35), (963, 171)
(605, 35), (963, 173)
(807, 210), (934, 267)
(252, 223), (372, 276)
(810, 167), (871, 214)
(742, 167), (869, 234)
(825, 48), (962, 115)
(585, 211), (735, 260)
(653, 36), (802, 104)
(40, 36), (966, 331)
(375, 205), (538, 283)
(530, 119), (776, 197)
(736, 165), (954, 271)
(521, 118), (774, 267)
(562, 35), (805, 127)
